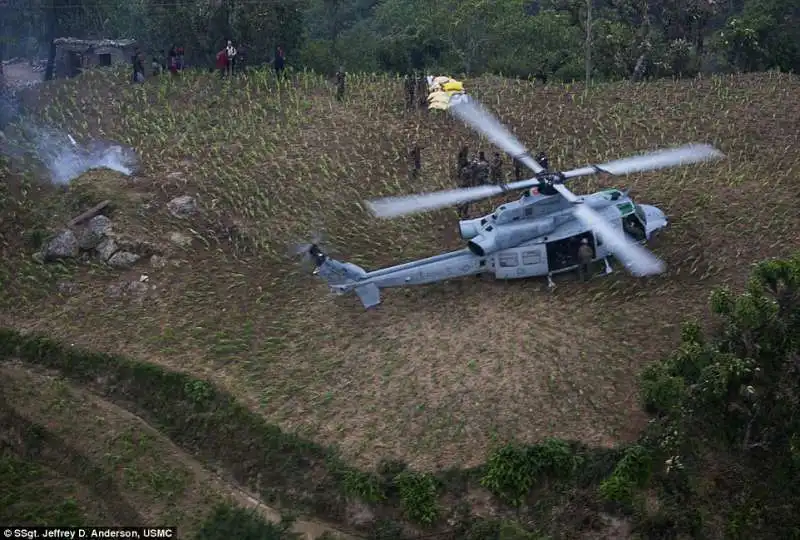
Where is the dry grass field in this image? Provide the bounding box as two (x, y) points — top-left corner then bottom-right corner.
(1, 68), (798, 476)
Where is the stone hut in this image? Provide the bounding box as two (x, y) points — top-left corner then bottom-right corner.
(53, 38), (137, 78)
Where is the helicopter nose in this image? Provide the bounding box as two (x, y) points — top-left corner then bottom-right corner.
(640, 204), (668, 237)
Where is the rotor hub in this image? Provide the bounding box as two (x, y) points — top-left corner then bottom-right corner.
(308, 244), (327, 266)
(535, 171), (566, 196)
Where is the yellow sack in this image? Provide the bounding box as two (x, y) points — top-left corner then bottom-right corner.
(443, 81), (463, 92)
(428, 90), (448, 103)
(429, 100), (449, 111)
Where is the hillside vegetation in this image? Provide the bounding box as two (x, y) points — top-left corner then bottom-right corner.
(0, 68), (799, 538)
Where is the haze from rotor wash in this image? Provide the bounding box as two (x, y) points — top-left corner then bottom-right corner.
(0, 89), (139, 184)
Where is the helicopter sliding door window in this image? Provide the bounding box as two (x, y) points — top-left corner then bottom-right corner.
(522, 251), (541, 265)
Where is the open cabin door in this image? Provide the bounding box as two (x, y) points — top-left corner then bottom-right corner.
(494, 244), (548, 279)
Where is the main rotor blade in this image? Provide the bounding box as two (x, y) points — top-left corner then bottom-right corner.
(449, 97), (544, 174)
(366, 175), (546, 219)
(553, 183), (664, 275)
(367, 184), (508, 219)
(564, 198), (666, 278)
(563, 143), (724, 179)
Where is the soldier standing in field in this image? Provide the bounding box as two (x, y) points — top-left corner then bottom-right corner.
(404, 74), (415, 109)
(335, 66), (346, 101)
(513, 156), (522, 181)
(416, 73), (428, 109)
(535, 151), (550, 171)
(409, 143), (421, 179)
(490, 152), (503, 184)
(475, 151), (490, 185)
(456, 145), (469, 175)
(457, 160), (476, 218)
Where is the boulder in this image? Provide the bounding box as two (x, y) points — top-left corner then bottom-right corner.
(96, 237), (118, 261)
(42, 230), (79, 261)
(167, 231), (193, 248)
(167, 195), (198, 219)
(77, 215), (112, 250)
(107, 251), (141, 268)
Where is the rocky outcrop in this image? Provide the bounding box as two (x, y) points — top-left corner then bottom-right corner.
(35, 214), (166, 271)
(167, 195), (198, 219)
(77, 215), (112, 250)
(41, 230), (79, 261)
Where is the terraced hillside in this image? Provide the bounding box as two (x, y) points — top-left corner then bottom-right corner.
(1, 68), (798, 483)
(0, 359), (349, 538)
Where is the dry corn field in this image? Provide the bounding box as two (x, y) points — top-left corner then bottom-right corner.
(2, 69), (799, 470)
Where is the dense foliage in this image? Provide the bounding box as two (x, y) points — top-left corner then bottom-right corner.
(634, 254), (800, 537)
(0, 0), (797, 80)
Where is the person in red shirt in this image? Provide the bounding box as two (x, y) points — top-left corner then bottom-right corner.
(215, 48), (228, 78)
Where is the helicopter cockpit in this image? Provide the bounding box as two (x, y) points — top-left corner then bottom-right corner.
(623, 204), (647, 242)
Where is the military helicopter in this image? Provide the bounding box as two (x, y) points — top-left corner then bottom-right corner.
(299, 96), (724, 309)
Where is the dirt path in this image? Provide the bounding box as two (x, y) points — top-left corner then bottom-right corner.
(1, 361), (356, 540)
(1, 62), (45, 90)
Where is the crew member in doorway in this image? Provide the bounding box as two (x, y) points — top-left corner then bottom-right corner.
(577, 238), (593, 282)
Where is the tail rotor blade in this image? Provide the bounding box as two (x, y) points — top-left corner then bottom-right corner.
(449, 97), (544, 174)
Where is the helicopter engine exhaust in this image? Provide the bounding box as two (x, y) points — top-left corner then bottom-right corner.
(458, 218), (483, 240)
(467, 235), (495, 257)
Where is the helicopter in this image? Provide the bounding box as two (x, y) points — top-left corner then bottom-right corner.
(298, 95), (724, 309)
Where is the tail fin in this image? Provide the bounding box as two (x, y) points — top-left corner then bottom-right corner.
(354, 283), (381, 309)
(308, 244), (381, 308)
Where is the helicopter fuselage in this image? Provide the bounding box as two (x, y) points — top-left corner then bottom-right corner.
(310, 188), (668, 308)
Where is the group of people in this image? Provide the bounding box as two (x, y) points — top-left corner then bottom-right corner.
(403, 73), (431, 109)
(215, 41), (286, 78)
(455, 146), (505, 217)
(131, 40), (288, 83)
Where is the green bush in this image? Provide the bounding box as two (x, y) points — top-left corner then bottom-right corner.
(640, 363), (687, 415)
(394, 471), (439, 525)
(598, 445), (653, 505)
(481, 443), (534, 505)
(183, 380), (214, 406)
(462, 518), (549, 539)
(194, 503), (299, 539)
(0, 453), (87, 525)
(481, 439), (581, 505)
(341, 469), (386, 503)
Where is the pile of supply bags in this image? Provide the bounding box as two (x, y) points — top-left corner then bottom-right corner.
(426, 75), (466, 111)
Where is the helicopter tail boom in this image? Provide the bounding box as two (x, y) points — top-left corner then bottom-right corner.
(307, 244), (485, 309)
(306, 245), (382, 308)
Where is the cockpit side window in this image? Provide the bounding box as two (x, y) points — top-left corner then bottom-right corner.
(634, 204), (647, 224)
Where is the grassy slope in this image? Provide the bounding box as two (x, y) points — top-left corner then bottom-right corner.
(1, 68), (799, 476)
(0, 360), (350, 538)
